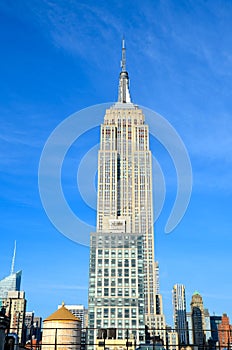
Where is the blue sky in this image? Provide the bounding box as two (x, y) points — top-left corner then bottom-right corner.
(1, 0), (232, 324)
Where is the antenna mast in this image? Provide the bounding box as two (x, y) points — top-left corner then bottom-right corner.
(121, 38), (126, 72)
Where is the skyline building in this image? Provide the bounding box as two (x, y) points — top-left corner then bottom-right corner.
(2, 290), (26, 344)
(218, 313), (232, 349)
(88, 40), (166, 347)
(0, 241), (22, 302)
(24, 311), (42, 344)
(210, 315), (222, 344)
(172, 284), (188, 345)
(190, 291), (206, 349)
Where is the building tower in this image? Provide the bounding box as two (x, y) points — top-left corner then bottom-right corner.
(0, 242), (22, 303)
(88, 40), (166, 348)
(190, 291), (206, 349)
(2, 291), (26, 344)
(173, 284), (188, 345)
(218, 313), (232, 349)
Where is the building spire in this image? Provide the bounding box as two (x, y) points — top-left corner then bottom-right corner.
(121, 37), (126, 72)
(118, 38), (131, 103)
(10, 240), (16, 275)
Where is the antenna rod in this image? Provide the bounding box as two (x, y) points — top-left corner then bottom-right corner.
(10, 241), (16, 275)
(121, 38), (126, 72)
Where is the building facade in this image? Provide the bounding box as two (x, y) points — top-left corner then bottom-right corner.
(0, 271), (22, 301)
(210, 315), (222, 344)
(218, 313), (232, 349)
(2, 291), (26, 344)
(88, 40), (166, 348)
(24, 311), (42, 345)
(173, 284), (188, 345)
(190, 292), (205, 349)
(88, 232), (145, 346)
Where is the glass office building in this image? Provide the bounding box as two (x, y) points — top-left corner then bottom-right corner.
(0, 271), (22, 301)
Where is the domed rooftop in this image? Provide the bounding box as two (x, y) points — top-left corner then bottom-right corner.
(193, 290), (200, 295)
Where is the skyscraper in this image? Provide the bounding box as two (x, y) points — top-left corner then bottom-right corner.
(190, 291), (206, 349)
(0, 242), (22, 302)
(88, 40), (165, 348)
(173, 284), (188, 345)
(0, 271), (22, 301)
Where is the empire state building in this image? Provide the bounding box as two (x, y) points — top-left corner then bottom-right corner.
(88, 41), (166, 348)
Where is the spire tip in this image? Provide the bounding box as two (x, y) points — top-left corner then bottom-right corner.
(10, 240), (16, 275)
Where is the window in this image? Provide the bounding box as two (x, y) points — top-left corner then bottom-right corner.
(124, 289), (129, 296)
(124, 259), (129, 267)
(118, 309), (122, 318)
(124, 309), (130, 318)
(131, 279), (136, 285)
(124, 278), (129, 285)
(124, 269), (129, 277)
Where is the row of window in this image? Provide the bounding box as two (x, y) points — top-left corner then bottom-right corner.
(97, 307), (138, 318)
(96, 268), (142, 277)
(93, 297), (142, 306)
(97, 278), (137, 286)
(97, 288), (137, 297)
(96, 248), (138, 256)
(97, 259), (136, 267)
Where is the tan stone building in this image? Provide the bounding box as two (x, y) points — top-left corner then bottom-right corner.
(2, 290), (26, 344)
(42, 303), (81, 350)
(88, 39), (166, 349)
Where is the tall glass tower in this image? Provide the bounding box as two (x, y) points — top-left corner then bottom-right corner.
(0, 241), (21, 303)
(88, 41), (166, 348)
(173, 284), (188, 344)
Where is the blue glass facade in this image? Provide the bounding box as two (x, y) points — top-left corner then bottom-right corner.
(0, 271), (22, 300)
